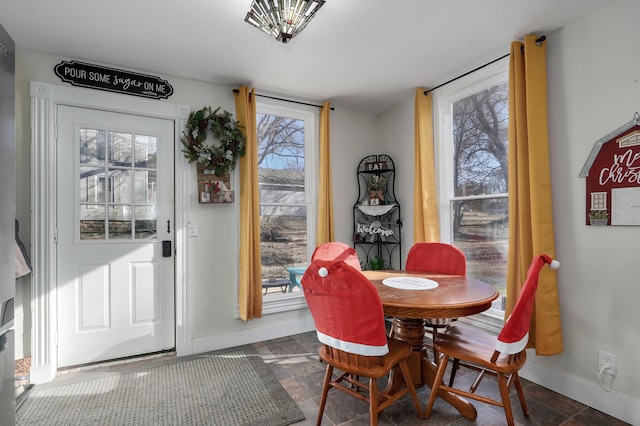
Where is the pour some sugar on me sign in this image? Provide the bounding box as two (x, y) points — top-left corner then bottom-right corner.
(54, 60), (174, 99)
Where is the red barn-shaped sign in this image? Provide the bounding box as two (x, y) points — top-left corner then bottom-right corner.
(580, 114), (640, 226)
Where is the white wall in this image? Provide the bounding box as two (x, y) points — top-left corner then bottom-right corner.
(378, 97), (415, 264)
(526, 0), (640, 422)
(330, 108), (381, 244)
(376, 1), (640, 423)
(13, 51), (378, 358)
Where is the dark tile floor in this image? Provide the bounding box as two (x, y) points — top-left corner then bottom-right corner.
(253, 331), (630, 426)
(23, 331), (629, 426)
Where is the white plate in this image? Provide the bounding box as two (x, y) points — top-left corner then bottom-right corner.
(382, 277), (438, 290)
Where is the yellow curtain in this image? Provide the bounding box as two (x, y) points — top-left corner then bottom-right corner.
(413, 89), (440, 242)
(506, 35), (562, 355)
(316, 101), (334, 245)
(234, 87), (262, 320)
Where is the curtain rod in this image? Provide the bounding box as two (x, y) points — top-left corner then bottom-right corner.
(423, 35), (546, 96)
(233, 89), (334, 110)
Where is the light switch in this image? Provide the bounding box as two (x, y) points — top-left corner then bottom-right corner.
(188, 222), (198, 237)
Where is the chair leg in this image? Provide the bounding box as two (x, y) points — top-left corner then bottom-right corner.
(431, 326), (440, 363)
(448, 357), (460, 387)
(387, 317), (397, 338)
(425, 354), (450, 419)
(316, 365), (333, 426)
(369, 377), (379, 426)
(513, 372), (529, 416)
(398, 359), (423, 419)
(497, 372), (515, 426)
(469, 369), (486, 393)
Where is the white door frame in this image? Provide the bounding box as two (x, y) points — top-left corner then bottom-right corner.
(30, 81), (192, 383)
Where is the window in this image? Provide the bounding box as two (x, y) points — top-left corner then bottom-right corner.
(590, 192), (607, 210)
(434, 58), (509, 322)
(256, 100), (317, 305)
(78, 127), (158, 240)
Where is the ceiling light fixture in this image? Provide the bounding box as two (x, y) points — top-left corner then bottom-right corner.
(244, 0), (326, 44)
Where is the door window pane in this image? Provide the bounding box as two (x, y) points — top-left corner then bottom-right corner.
(79, 167), (105, 203)
(134, 170), (157, 203)
(135, 134), (157, 168)
(109, 169), (132, 204)
(78, 127), (160, 241)
(109, 131), (133, 166)
(134, 206), (156, 239)
(80, 205), (106, 240)
(108, 205), (132, 240)
(80, 128), (106, 164)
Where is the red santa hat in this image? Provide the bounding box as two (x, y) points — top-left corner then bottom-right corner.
(495, 254), (559, 354)
(301, 259), (388, 356)
(311, 242), (362, 271)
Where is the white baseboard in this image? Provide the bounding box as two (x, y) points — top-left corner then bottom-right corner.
(190, 317), (316, 355)
(175, 340), (193, 358)
(521, 359), (640, 425)
(29, 364), (56, 385)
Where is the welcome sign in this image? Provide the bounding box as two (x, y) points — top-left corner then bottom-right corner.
(54, 60), (174, 99)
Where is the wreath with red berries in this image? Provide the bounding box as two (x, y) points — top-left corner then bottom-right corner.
(181, 106), (246, 177)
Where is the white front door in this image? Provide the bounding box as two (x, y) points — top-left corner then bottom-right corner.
(56, 105), (175, 367)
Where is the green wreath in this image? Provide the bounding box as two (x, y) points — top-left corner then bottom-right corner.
(181, 106), (246, 177)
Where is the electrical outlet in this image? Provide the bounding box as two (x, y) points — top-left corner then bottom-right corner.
(598, 350), (617, 376)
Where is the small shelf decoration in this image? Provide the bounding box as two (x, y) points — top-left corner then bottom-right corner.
(353, 154), (401, 270)
(196, 164), (234, 203)
(356, 204), (396, 216)
(580, 112), (640, 225)
(369, 256), (386, 270)
(181, 106), (246, 203)
(367, 174), (387, 205)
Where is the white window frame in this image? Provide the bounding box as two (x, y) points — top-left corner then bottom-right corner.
(433, 57), (509, 334)
(255, 98), (318, 314)
(590, 192), (607, 211)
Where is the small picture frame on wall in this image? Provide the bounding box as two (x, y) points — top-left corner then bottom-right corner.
(197, 164), (234, 204)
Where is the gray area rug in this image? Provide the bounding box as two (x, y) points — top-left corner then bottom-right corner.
(16, 351), (305, 426)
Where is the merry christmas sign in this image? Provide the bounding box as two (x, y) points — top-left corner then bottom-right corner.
(580, 114), (640, 225)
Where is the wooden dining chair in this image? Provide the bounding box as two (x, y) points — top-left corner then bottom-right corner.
(406, 242), (467, 276)
(424, 254), (559, 426)
(301, 257), (422, 426)
(405, 242), (466, 361)
(311, 241), (362, 270)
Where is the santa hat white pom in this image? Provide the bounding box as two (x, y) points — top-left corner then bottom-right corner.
(318, 267), (328, 277)
(550, 260), (560, 269)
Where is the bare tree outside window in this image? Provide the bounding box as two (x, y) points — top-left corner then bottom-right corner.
(257, 113), (309, 294)
(450, 82), (509, 302)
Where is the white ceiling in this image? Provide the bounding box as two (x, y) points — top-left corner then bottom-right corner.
(1, 0), (616, 115)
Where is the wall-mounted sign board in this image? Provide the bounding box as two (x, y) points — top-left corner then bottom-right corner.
(364, 161), (387, 171)
(54, 60), (174, 99)
(197, 164), (233, 204)
(580, 113), (640, 226)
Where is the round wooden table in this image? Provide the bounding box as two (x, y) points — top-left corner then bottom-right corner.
(363, 269), (499, 420)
